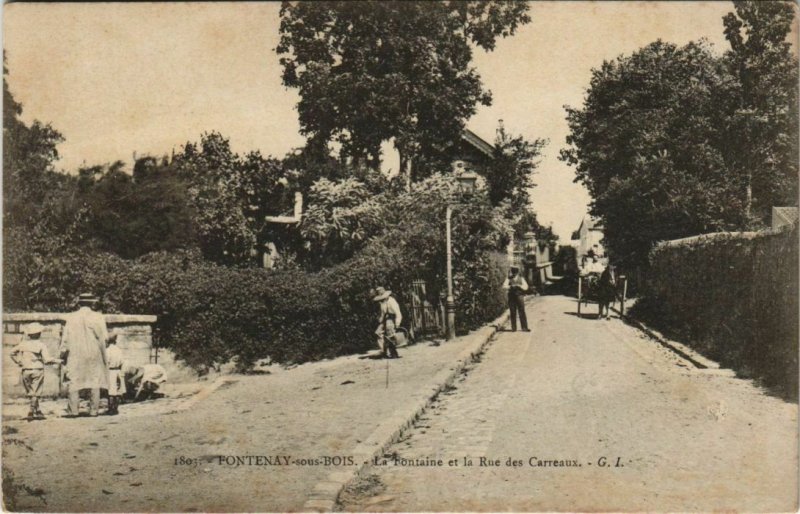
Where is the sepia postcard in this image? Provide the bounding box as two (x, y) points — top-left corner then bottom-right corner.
(2, 1), (798, 512)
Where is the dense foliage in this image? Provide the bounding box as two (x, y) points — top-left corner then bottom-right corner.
(5, 174), (509, 370)
(485, 123), (547, 211)
(3, 3), (545, 372)
(277, 1), (530, 183)
(722, 1), (799, 221)
(2, 85), (300, 264)
(3, 58), (67, 233)
(560, 1), (798, 267)
(77, 160), (198, 258)
(171, 133), (297, 265)
(299, 176), (391, 269)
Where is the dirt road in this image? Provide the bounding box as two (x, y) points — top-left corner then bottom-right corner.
(339, 295), (798, 512)
(4, 295), (796, 512)
(3, 326), (492, 512)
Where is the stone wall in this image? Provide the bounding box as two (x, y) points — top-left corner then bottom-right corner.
(3, 313), (157, 398)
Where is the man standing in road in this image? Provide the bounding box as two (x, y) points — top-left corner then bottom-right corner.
(503, 266), (530, 332)
(59, 293), (109, 417)
(373, 287), (402, 358)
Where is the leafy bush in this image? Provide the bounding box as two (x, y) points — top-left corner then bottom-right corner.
(4, 174), (510, 371)
(299, 177), (386, 268)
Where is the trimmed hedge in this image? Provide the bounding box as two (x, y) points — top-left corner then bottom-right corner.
(4, 203), (507, 371)
(632, 226), (798, 399)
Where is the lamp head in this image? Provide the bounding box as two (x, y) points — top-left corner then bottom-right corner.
(456, 172), (478, 194)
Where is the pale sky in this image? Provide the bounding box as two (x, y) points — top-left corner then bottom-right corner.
(3, 1), (750, 240)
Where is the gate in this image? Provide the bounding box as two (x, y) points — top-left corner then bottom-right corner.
(409, 279), (444, 337)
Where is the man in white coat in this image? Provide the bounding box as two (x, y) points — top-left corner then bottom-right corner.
(59, 293), (109, 417)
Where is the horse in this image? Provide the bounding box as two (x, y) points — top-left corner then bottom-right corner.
(597, 265), (617, 319)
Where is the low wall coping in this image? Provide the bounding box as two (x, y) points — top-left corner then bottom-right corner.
(3, 313), (157, 324)
(656, 229), (784, 249)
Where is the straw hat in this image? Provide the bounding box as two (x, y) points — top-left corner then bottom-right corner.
(24, 323), (44, 336)
(372, 287), (392, 302)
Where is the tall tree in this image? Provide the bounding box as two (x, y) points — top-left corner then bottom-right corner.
(173, 132), (294, 265)
(561, 41), (745, 267)
(82, 159), (198, 258)
(276, 1), (530, 186)
(485, 122), (547, 210)
(722, 1), (798, 221)
(3, 57), (66, 230)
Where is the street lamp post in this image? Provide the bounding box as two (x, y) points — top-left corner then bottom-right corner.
(445, 172), (479, 341)
(445, 205), (455, 340)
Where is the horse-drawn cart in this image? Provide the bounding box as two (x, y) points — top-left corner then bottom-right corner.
(577, 271), (628, 317)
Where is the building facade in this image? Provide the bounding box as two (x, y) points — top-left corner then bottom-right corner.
(574, 216), (605, 261)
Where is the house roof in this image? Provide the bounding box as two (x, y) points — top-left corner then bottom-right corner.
(577, 215), (603, 233)
(461, 129), (494, 158)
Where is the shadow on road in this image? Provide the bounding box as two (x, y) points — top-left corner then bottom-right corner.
(562, 311), (621, 321)
(358, 354), (387, 360)
(540, 274), (578, 297)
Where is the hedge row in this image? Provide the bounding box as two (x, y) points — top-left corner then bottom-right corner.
(5, 218), (506, 371)
(631, 226), (798, 399)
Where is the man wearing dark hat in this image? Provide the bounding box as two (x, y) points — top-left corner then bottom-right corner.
(373, 287), (402, 358)
(502, 266), (530, 332)
(59, 293), (109, 417)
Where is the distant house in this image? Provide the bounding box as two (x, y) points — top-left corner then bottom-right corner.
(772, 207), (798, 231)
(383, 127), (495, 177)
(575, 216), (605, 261)
(450, 129), (495, 172)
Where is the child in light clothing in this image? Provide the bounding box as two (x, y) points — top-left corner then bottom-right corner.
(105, 334), (126, 415)
(10, 323), (60, 419)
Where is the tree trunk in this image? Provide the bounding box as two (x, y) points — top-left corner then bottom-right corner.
(396, 145), (411, 191)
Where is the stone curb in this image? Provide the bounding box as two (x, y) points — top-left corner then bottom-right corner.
(611, 305), (734, 376)
(301, 307), (514, 512)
